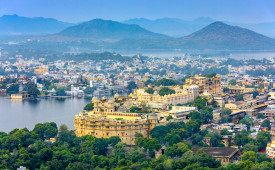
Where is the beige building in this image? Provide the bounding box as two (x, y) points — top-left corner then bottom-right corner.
(134, 85), (199, 108)
(74, 97), (159, 145)
(266, 139), (275, 158)
(185, 75), (221, 94)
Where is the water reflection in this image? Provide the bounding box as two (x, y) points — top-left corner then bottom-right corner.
(0, 96), (90, 132)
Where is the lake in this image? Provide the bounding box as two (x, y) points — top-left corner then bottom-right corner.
(0, 96), (91, 132)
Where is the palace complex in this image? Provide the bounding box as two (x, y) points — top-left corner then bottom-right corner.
(74, 75), (222, 145)
(185, 75), (222, 95)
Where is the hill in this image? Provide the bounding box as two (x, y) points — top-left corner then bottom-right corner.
(108, 21), (275, 50)
(123, 17), (215, 37)
(179, 21), (275, 50)
(0, 14), (73, 36)
(58, 19), (168, 40)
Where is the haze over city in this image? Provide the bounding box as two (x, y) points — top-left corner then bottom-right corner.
(1, 1), (275, 170)
(0, 0), (275, 23)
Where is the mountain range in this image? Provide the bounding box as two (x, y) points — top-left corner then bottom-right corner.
(124, 17), (275, 38)
(123, 17), (215, 37)
(0, 14), (73, 36)
(58, 19), (168, 40)
(107, 21), (275, 50)
(0, 15), (275, 51)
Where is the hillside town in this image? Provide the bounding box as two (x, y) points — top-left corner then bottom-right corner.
(1, 51), (275, 168)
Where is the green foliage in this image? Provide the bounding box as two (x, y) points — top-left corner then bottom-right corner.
(83, 102), (94, 111)
(200, 107), (213, 124)
(234, 130), (250, 147)
(135, 137), (161, 152)
(255, 131), (271, 150)
(242, 151), (256, 162)
(188, 96), (208, 110)
(223, 87), (229, 93)
(145, 87), (154, 94)
(189, 111), (201, 120)
(6, 84), (19, 94)
(33, 122), (58, 140)
(130, 106), (139, 113)
(155, 78), (176, 86)
(165, 143), (189, 157)
(127, 81), (137, 93)
(235, 93), (244, 101)
(151, 125), (170, 143)
(239, 118), (253, 130)
(158, 87), (175, 96)
(243, 143), (258, 152)
(229, 79), (237, 85)
(221, 107), (232, 116)
(261, 119), (271, 130)
(166, 115), (173, 121)
(56, 87), (66, 96)
(257, 113), (264, 119)
(84, 86), (96, 94)
(253, 90), (259, 99)
(201, 73), (217, 78)
(209, 132), (224, 147)
(27, 87), (40, 97)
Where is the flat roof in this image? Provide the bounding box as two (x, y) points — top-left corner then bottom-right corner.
(192, 147), (239, 158)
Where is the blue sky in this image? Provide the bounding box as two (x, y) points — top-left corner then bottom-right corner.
(0, 0), (275, 23)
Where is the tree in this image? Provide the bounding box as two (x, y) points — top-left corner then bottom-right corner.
(209, 132), (223, 147)
(107, 136), (121, 146)
(189, 111), (201, 120)
(165, 143), (189, 158)
(130, 106), (139, 113)
(229, 79), (237, 85)
(56, 87), (66, 96)
(145, 88), (154, 94)
(261, 119), (271, 130)
(191, 97), (208, 110)
(200, 108), (213, 124)
(223, 87), (229, 93)
(185, 120), (200, 134)
(255, 131), (271, 150)
(158, 87), (175, 96)
(166, 115), (173, 121)
(242, 151), (256, 162)
(235, 93), (244, 101)
(33, 122), (58, 140)
(83, 103), (94, 111)
(155, 78), (176, 86)
(84, 86), (96, 94)
(239, 118), (253, 130)
(151, 126), (170, 144)
(7, 84), (19, 94)
(253, 161), (273, 170)
(220, 108), (232, 116)
(27, 87), (40, 97)
(234, 130), (250, 147)
(253, 90), (259, 99)
(243, 143), (258, 152)
(127, 81), (137, 93)
(59, 124), (68, 132)
(257, 113), (264, 119)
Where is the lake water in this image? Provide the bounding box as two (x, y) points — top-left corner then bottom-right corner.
(0, 96), (91, 132)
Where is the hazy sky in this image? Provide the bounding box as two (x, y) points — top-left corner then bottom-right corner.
(0, 0), (275, 23)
